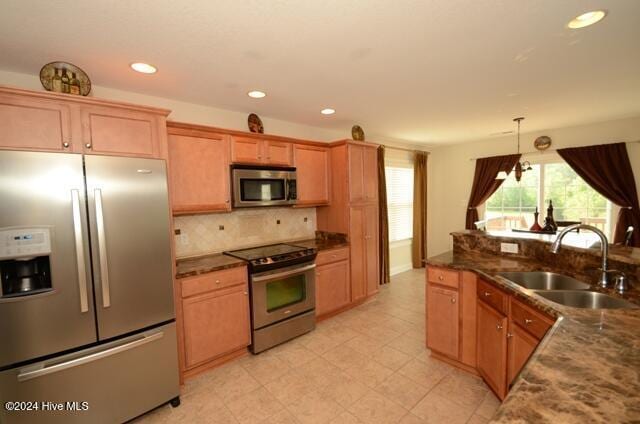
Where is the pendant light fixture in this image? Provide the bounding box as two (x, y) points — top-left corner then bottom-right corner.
(496, 117), (532, 182)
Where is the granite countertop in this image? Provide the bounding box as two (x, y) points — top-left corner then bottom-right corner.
(175, 236), (349, 278)
(427, 250), (640, 423)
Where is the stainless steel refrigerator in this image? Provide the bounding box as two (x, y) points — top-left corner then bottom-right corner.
(0, 150), (180, 423)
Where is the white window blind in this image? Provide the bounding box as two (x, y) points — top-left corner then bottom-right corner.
(386, 167), (414, 242)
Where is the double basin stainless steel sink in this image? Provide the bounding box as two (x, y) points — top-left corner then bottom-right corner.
(497, 271), (638, 309)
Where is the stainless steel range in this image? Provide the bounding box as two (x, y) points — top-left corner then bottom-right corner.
(225, 244), (317, 353)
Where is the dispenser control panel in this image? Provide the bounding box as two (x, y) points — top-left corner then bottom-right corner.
(0, 228), (52, 259)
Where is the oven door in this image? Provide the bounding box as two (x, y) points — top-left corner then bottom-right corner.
(251, 262), (315, 329)
(232, 168), (296, 207)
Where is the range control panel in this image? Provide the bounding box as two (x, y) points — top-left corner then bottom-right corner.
(0, 227), (52, 259)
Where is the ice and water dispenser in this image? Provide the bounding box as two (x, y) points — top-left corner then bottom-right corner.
(0, 228), (53, 299)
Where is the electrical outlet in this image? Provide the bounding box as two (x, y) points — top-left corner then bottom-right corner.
(500, 242), (519, 254)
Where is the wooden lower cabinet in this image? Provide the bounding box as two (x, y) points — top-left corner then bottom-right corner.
(507, 322), (538, 385)
(426, 285), (459, 359)
(477, 299), (509, 399)
(316, 259), (350, 316)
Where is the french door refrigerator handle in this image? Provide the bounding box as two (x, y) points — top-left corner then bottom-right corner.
(17, 331), (164, 382)
(71, 189), (89, 313)
(94, 188), (111, 308)
(252, 263), (316, 283)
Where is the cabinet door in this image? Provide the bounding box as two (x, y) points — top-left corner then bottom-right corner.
(364, 204), (379, 295)
(316, 260), (350, 316)
(294, 145), (330, 206)
(265, 140), (292, 166)
(81, 105), (162, 157)
(348, 145), (365, 203)
(426, 285), (459, 359)
(168, 134), (231, 214)
(231, 136), (263, 164)
(363, 147), (378, 202)
(0, 94), (73, 152)
(349, 206), (366, 301)
(507, 322), (538, 385)
(477, 300), (508, 400)
(182, 286), (250, 368)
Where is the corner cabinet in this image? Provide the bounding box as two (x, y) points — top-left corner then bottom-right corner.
(0, 86), (169, 158)
(167, 124), (231, 215)
(294, 144), (330, 206)
(477, 298), (509, 399)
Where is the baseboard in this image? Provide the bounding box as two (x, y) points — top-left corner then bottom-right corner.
(390, 263), (413, 276)
(182, 347), (248, 382)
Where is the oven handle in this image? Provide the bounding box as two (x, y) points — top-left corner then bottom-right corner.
(252, 264), (316, 283)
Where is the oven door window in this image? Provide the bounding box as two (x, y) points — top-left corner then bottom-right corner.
(266, 274), (306, 312)
(240, 179), (285, 202)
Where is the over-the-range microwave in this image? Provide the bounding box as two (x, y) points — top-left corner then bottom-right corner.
(231, 165), (297, 208)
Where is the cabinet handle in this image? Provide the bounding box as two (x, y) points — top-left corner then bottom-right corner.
(62, 141), (70, 148)
(243, 291), (248, 295)
(85, 143), (92, 149)
(225, 200), (230, 204)
(524, 318), (533, 325)
(438, 275), (444, 281)
(483, 291), (492, 297)
(496, 324), (503, 331)
(215, 280), (221, 284)
(450, 298), (456, 304)
(507, 333), (513, 338)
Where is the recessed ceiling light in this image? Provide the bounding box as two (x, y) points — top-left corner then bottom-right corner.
(130, 62), (157, 74)
(567, 10), (607, 29)
(248, 90), (266, 98)
(321, 108), (335, 115)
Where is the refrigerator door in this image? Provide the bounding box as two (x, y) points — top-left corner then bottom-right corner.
(0, 151), (96, 368)
(84, 155), (174, 340)
(0, 322), (179, 424)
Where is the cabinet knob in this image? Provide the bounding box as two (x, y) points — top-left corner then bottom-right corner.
(243, 291), (248, 295)
(496, 324), (503, 331)
(62, 141), (70, 148)
(524, 318), (533, 325)
(438, 275), (444, 281)
(225, 200), (230, 204)
(483, 291), (491, 297)
(507, 333), (513, 338)
(85, 143), (92, 149)
(450, 298), (456, 304)
(215, 280), (220, 284)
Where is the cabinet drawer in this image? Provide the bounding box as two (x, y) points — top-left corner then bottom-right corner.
(180, 266), (248, 298)
(510, 298), (553, 340)
(427, 266), (459, 289)
(316, 247), (349, 266)
(477, 279), (508, 315)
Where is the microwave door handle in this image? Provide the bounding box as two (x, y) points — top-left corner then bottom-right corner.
(71, 189), (89, 313)
(94, 189), (111, 308)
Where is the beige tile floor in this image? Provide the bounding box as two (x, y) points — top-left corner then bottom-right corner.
(134, 269), (500, 424)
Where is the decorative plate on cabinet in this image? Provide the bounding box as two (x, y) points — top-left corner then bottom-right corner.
(534, 136), (552, 151)
(248, 113), (264, 134)
(39, 61), (91, 96)
(351, 125), (365, 141)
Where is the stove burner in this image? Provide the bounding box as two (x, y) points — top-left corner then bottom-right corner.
(224, 244), (317, 272)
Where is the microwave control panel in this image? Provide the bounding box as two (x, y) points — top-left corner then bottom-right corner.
(0, 227), (52, 260)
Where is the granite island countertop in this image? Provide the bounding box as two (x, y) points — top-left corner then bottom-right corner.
(427, 250), (640, 423)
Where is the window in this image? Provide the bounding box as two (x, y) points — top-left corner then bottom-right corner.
(485, 161), (612, 238)
(386, 167), (414, 242)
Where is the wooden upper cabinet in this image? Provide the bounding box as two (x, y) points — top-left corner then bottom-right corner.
(364, 204), (379, 295)
(507, 321), (538, 385)
(363, 147), (378, 201)
(427, 285), (460, 359)
(316, 259), (350, 316)
(0, 91), (73, 152)
(348, 145), (365, 203)
(81, 105), (164, 157)
(264, 140), (292, 166)
(294, 144), (330, 206)
(231, 136), (263, 164)
(168, 133), (231, 214)
(477, 299), (508, 400)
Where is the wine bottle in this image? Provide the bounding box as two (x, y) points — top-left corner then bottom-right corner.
(61, 69), (70, 93)
(547, 200), (558, 231)
(51, 69), (62, 92)
(69, 72), (81, 95)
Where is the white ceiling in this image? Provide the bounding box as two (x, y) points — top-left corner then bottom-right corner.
(1, 0), (639, 144)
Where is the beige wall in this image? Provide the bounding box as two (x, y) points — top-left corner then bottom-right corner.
(427, 116), (640, 256)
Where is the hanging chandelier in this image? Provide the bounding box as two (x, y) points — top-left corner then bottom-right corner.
(496, 117), (532, 182)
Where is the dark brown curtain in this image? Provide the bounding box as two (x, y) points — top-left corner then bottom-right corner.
(412, 152), (428, 268)
(465, 154), (521, 229)
(557, 143), (640, 247)
(377, 146), (390, 284)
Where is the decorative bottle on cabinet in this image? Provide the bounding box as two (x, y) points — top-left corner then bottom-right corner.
(51, 69), (62, 93)
(61, 69), (70, 93)
(69, 72), (81, 95)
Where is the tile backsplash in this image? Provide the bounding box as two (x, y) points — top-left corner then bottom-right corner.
(174, 207), (317, 258)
